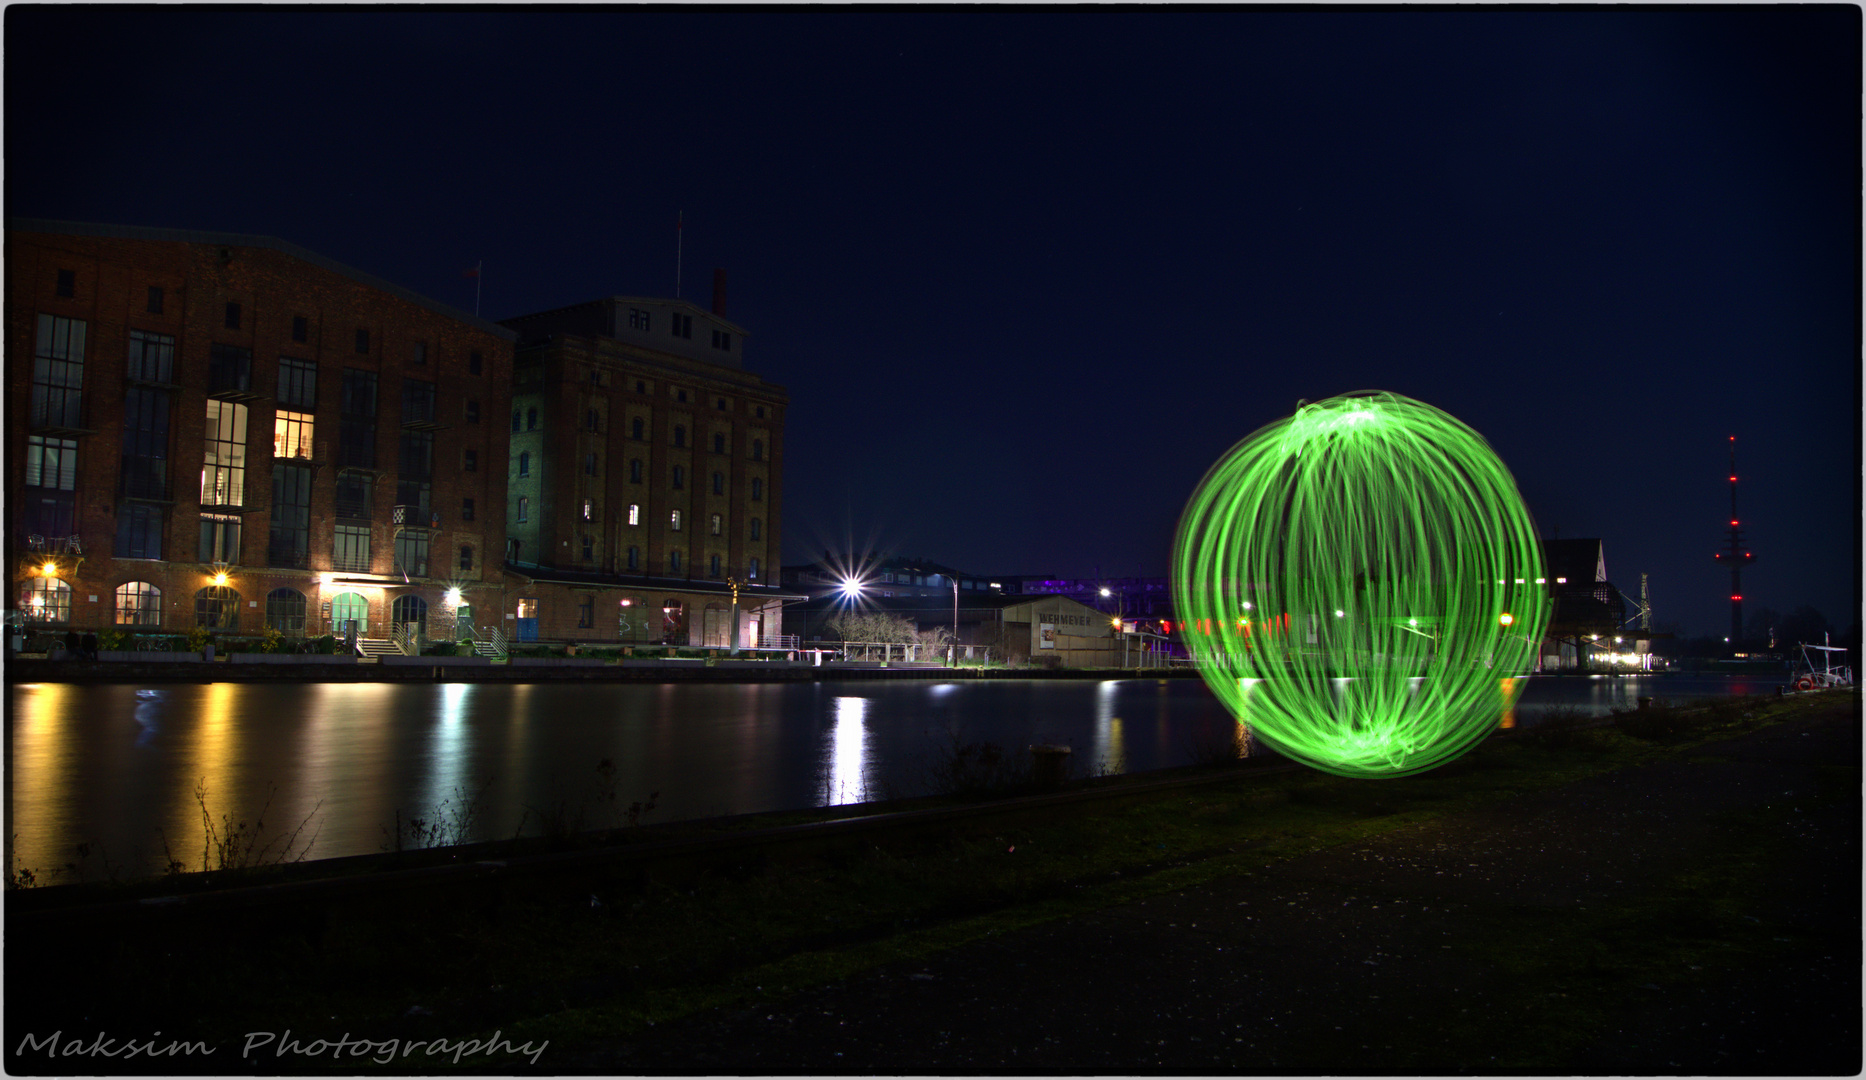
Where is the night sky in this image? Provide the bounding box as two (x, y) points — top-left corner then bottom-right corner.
(7, 6), (1858, 640)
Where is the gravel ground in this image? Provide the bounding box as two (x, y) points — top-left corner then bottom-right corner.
(559, 705), (1861, 1075)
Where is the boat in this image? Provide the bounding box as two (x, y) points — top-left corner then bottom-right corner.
(1790, 633), (1852, 692)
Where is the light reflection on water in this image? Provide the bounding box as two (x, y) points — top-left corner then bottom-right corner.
(7, 674), (1783, 878)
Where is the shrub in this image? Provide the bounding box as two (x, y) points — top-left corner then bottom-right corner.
(425, 640), (459, 657)
(184, 625), (211, 652)
(258, 625), (284, 654)
(97, 629), (128, 652)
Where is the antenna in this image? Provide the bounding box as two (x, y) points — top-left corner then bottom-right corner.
(675, 211), (683, 299)
(1713, 436), (1757, 647)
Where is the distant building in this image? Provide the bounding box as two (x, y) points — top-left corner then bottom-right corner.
(1539, 538), (1643, 670)
(496, 284), (794, 647)
(7, 219), (516, 642)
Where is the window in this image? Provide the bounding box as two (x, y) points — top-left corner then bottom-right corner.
(635, 380), (646, 394)
(22, 578), (72, 623)
(274, 409), (314, 460)
(716, 397), (727, 410)
(463, 449), (478, 472)
(23, 435), (78, 538)
(148, 286), (164, 314)
(752, 439), (764, 461)
(339, 369), (377, 469)
(277, 356), (316, 409)
(291, 315), (308, 343)
(460, 545), (474, 571)
(198, 513), (242, 563)
(114, 502), (164, 560)
(516, 496), (529, 523)
(31, 314), (87, 428)
(115, 582), (162, 626)
(512, 411), (522, 433)
(195, 585), (241, 629)
(629, 459), (643, 483)
(461, 497), (475, 522)
(709, 554), (721, 577)
(582, 498), (593, 521)
(413, 342), (427, 366)
(676, 389), (688, 403)
(268, 462), (313, 568)
(396, 430), (433, 510)
(128, 330), (175, 383)
(208, 343), (253, 394)
(331, 591), (369, 633)
(756, 406), (766, 419)
(671, 313), (692, 339)
(627, 504), (640, 526)
(713, 433), (726, 453)
(709, 513), (722, 536)
(266, 588), (307, 633)
(584, 452), (598, 476)
(401, 379), (436, 424)
(749, 557), (760, 580)
(201, 400), (249, 506)
(518, 451), (530, 478)
(121, 387), (171, 498)
(670, 509), (682, 531)
(355, 328), (370, 354)
(581, 536), (594, 563)
(225, 302), (241, 330)
(333, 524), (371, 572)
(712, 471), (724, 495)
(673, 425), (686, 447)
(469, 350), (482, 375)
(585, 408), (599, 431)
(391, 595), (428, 636)
(334, 472), (373, 520)
(516, 598), (537, 619)
(672, 465), (685, 489)
(632, 417), (645, 439)
(466, 399), (480, 423)
(669, 550), (682, 572)
(751, 478), (763, 501)
(526, 407), (538, 430)
(628, 307), (651, 331)
(56, 269), (75, 297)
(750, 517), (761, 541)
(712, 330), (732, 351)
(394, 530), (429, 578)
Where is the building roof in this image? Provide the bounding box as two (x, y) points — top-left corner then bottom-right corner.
(503, 295), (749, 338)
(8, 218), (518, 341)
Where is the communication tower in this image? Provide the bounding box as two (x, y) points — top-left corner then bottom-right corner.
(1712, 436), (1755, 646)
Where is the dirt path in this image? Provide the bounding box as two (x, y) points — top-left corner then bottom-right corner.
(564, 703), (1861, 1074)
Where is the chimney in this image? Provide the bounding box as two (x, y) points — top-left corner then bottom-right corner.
(712, 268), (727, 317)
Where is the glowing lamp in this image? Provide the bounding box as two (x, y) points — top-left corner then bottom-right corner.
(1173, 390), (1549, 779)
(1099, 587), (1111, 598)
(445, 587), (463, 605)
(1499, 613), (1514, 627)
(213, 572), (228, 586)
(40, 562), (57, 577)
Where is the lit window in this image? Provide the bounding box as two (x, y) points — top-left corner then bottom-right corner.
(273, 410), (314, 460)
(749, 557), (759, 580)
(582, 498), (593, 521)
(202, 400), (249, 506)
(628, 504), (639, 526)
(518, 451), (530, 478)
(114, 581), (162, 626)
(671, 509), (682, 531)
(710, 513), (722, 536)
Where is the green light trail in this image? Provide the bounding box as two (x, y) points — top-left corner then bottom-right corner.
(1171, 391), (1549, 778)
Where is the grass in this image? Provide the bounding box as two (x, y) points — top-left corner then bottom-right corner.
(7, 689), (1853, 1071)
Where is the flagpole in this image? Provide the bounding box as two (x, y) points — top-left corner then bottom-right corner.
(675, 211), (683, 299)
(474, 259), (483, 318)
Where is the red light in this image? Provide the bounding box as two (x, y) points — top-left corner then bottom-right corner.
(1161, 620), (1171, 634)
(1729, 476), (1737, 482)
(1732, 595), (1742, 601)
(1731, 520), (1739, 526)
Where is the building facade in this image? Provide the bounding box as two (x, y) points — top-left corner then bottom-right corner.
(7, 220), (516, 642)
(496, 289), (793, 647)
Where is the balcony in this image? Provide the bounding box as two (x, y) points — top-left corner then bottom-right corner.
(392, 505), (439, 530)
(267, 547), (312, 570)
(331, 552), (372, 574)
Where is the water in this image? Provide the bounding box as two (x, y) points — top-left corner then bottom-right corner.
(6, 673), (1784, 879)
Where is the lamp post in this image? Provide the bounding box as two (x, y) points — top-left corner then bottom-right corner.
(727, 576), (742, 656)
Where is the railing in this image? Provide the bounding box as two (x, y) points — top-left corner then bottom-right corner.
(472, 623), (508, 659)
(392, 505), (439, 529)
(331, 552), (372, 573)
(267, 547), (311, 570)
(390, 622), (415, 656)
(755, 633), (800, 650)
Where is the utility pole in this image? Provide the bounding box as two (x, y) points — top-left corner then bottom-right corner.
(1713, 436), (1756, 650)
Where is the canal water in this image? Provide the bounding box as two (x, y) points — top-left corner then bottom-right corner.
(7, 674), (1785, 880)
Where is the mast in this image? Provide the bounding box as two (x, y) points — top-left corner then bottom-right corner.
(1713, 436), (1756, 647)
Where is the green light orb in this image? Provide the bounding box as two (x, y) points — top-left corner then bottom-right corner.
(1171, 391), (1549, 778)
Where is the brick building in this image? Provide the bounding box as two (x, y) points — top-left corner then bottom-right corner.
(496, 281), (795, 647)
(7, 220), (516, 643)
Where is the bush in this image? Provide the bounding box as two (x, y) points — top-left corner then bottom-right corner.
(306, 634), (338, 655)
(425, 640), (459, 657)
(184, 625), (211, 652)
(97, 629), (128, 652)
(258, 625), (284, 654)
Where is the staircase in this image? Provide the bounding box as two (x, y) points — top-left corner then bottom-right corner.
(354, 637), (400, 660)
(468, 624), (508, 660)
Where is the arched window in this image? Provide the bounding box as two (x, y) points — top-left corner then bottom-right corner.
(526, 407), (538, 430)
(391, 594), (428, 637)
(632, 417), (644, 439)
(629, 459), (643, 483)
(709, 553), (721, 577)
(672, 465), (684, 489)
(669, 550), (682, 572)
(750, 517), (762, 541)
(114, 581), (162, 626)
(712, 471), (724, 495)
(751, 478), (763, 501)
(331, 592), (369, 634)
(21, 577), (72, 623)
(673, 425), (686, 448)
(516, 496), (529, 523)
(518, 451), (530, 478)
(265, 587), (307, 632)
(709, 513), (722, 536)
(584, 452), (597, 476)
(660, 599), (686, 644)
(627, 545), (640, 570)
(749, 557), (760, 580)
(511, 411), (521, 432)
(194, 585), (241, 629)
(585, 408), (600, 432)
(713, 433), (726, 453)
(752, 439), (763, 461)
